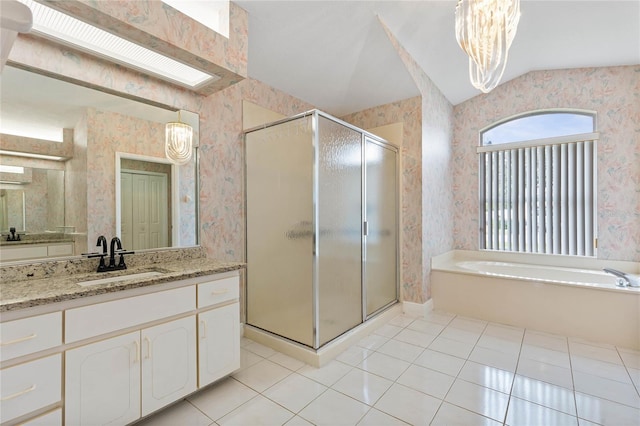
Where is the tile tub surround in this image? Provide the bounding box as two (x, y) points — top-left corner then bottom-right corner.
(0, 246), (244, 312)
(139, 310), (640, 426)
(431, 250), (640, 350)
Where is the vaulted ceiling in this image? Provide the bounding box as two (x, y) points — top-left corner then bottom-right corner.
(236, 0), (640, 116)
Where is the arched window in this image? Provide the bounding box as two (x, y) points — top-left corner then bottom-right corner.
(478, 110), (598, 256)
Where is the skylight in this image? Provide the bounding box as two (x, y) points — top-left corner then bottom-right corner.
(18, 0), (218, 89)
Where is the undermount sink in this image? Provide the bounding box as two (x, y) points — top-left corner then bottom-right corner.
(77, 271), (164, 287)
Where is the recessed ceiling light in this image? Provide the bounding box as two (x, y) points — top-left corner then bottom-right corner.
(18, 0), (219, 89)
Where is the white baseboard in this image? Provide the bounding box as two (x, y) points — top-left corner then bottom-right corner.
(402, 299), (433, 318)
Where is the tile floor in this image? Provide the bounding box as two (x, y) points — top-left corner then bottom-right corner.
(137, 311), (640, 425)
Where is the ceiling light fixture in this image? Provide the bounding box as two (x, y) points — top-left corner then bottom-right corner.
(455, 0), (520, 93)
(17, 0), (218, 89)
(165, 111), (193, 165)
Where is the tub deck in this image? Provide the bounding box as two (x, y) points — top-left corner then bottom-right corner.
(431, 250), (640, 350)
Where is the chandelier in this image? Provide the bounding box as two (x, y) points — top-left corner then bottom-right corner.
(455, 0), (521, 93)
(165, 111), (193, 165)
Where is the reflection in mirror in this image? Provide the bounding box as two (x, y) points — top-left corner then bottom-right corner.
(116, 151), (199, 251)
(0, 66), (200, 264)
(0, 188), (25, 231)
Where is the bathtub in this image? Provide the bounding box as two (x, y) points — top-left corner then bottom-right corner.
(431, 250), (640, 349)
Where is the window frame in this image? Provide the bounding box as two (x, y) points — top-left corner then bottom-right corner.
(477, 108), (598, 256)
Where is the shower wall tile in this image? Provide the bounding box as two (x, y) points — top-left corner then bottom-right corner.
(453, 65), (640, 262)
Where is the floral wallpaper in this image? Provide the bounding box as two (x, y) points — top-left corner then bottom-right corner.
(198, 78), (314, 261)
(342, 98), (424, 303)
(341, 18), (456, 304)
(453, 66), (640, 262)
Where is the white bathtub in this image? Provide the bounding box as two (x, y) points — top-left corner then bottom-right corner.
(431, 251), (640, 349)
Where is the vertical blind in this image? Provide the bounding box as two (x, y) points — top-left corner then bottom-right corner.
(478, 132), (598, 256)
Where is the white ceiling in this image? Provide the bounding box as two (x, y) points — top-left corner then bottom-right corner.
(236, 0), (640, 116)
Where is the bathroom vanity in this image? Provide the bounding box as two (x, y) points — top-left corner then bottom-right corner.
(0, 249), (244, 426)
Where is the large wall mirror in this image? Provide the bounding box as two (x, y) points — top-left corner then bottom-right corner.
(0, 66), (199, 264)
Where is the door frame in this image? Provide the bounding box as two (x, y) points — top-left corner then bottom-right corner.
(115, 152), (179, 248)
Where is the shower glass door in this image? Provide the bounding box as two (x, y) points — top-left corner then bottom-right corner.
(365, 137), (398, 317)
(316, 115), (363, 346)
(246, 116), (315, 347)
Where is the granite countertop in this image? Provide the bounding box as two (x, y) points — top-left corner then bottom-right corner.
(1, 257), (245, 312)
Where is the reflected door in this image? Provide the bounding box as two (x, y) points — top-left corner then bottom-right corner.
(365, 138), (398, 317)
(120, 171), (168, 250)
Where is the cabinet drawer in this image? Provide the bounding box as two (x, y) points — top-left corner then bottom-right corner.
(198, 276), (239, 308)
(65, 286), (195, 343)
(19, 408), (62, 426)
(0, 354), (61, 424)
(0, 312), (62, 362)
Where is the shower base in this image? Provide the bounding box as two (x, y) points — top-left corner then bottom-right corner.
(243, 302), (402, 367)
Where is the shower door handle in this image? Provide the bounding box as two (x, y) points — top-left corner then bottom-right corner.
(363, 221), (368, 236)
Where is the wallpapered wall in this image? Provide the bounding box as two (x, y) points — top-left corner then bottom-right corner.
(453, 66), (640, 262)
(341, 18), (456, 304)
(342, 98), (424, 303)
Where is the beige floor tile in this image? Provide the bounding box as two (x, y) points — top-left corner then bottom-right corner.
(298, 389), (370, 425)
(232, 359), (292, 393)
(332, 369), (393, 405)
(396, 364), (455, 399)
(506, 396), (578, 426)
(298, 359), (352, 387)
(511, 375), (576, 415)
(444, 379), (509, 422)
(575, 392), (640, 425)
(376, 338), (424, 362)
(357, 408), (409, 425)
(413, 348), (465, 377)
(188, 377), (258, 421)
(217, 395), (294, 426)
(458, 361), (515, 394)
(136, 401), (213, 426)
(262, 373), (327, 413)
(358, 352), (411, 381)
(516, 358), (574, 389)
(432, 402), (502, 426)
(374, 383), (441, 425)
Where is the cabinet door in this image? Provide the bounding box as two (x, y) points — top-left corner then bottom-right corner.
(65, 332), (140, 426)
(141, 316), (197, 416)
(198, 303), (240, 387)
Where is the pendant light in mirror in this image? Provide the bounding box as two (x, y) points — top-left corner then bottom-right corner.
(165, 111), (193, 165)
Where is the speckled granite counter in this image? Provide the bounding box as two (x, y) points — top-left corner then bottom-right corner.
(0, 247), (244, 312)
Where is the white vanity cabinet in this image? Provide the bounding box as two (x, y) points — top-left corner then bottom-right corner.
(1, 270), (240, 426)
(197, 277), (241, 387)
(61, 271), (239, 425)
(65, 317), (197, 425)
(65, 332), (141, 426)
(141, 316), (197, 415)
(0, 312), (63, 425)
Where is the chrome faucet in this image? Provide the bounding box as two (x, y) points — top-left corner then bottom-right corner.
(604, 268), (640, 288)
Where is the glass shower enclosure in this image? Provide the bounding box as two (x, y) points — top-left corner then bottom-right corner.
(245, 110), (398, 350)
